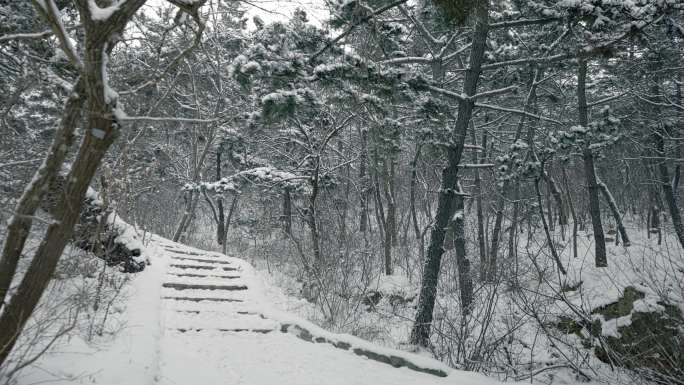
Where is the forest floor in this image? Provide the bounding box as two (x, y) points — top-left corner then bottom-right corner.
(239, 223), (684, 385)
(10, 234), (504, 385)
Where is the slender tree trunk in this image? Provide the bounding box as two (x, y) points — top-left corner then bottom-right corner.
(577, 59), (607, 267)
(308, 161), (322, 271)
(215, 151), (226, 245)
(535, 176), (567, 275)
(173, 190), (198, 242)
(451, 184), (473, 313)
(544, 172), (566, 227)
(222, 195), (238, 255)
(470, 129), (487, 280)
(410, 142), (425, 262)
(359, 128), (369, 234)
(488, 195), (504, 281)
(507, 185), (520, 280)
(596, 177), (630, 246)
(382, 160), (396, 275)
(563, 169), (579, 259)
(282, 187), (292, 235)
(410, 0), (489, 347)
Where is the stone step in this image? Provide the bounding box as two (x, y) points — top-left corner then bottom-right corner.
(173, 328), (274, 334)
(162, 283), (248, 291)
(171, 256), (232, 265)
(169, 264), (238, 272)
(164, 249), (203, 256)
(162, 296), (244, 303)
(166, 273), (241, 279)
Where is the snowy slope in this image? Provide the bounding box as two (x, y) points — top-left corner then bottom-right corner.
(15, 235), (506, 385)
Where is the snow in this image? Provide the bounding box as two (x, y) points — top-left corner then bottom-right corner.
(13, 236), (509, 385)
(87, 0), (123, 21)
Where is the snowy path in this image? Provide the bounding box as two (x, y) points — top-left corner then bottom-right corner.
(17, 236), (504, 385)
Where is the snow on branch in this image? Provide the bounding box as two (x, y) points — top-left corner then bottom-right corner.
(0, 30), (53, 43)
(86, 0), (123, 21)
(192, 167), (307, 195)
(31, 0), (82, 69)
(475, 102), (563, 125)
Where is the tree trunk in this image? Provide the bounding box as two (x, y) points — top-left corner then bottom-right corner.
(42, 175), (145, 272)
(216, 150), (226, 245)
(382, 160), (396, 275)
(544, 172), (567, 227)
(410, 142), (425, 262)
(577, 59), (607, 267)
(471, 130), (487, 280)
(535, 177), (567, 275)
(0, 0), (147, 362)
(222, 195), (239, 255)
(596, 177), (631, 247)
(172, 190), (199, 242)
(0, 77), (84, 308)
(308, 161), (322, 271)
(359, 128), (369, 234)
(410, 0), (489, 347)
(282, 187), (292, 235)
(451, 185), (473, 313)
(488, 195), (504, 281)
(650, 75), (684, 248)
(563, 169), (579, 259)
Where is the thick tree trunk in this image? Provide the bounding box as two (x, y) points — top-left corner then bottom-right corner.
(577, 59), (607, 267)
(0, 78), (84, 308)
(0, 0), (147, 361)
(41, 175), (145, 272)
(410, 0), (489, 348)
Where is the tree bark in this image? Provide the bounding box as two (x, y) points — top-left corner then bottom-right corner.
(0, 78), (85, 308)
(562, 168), (579, 259)
(535, 177), (567, 275)
(282, 187), (292, 235)
(41, 175), (145, 272)
(577, 59), (607, 267)
(410, 0), (489, 347)
(596, 177), (631, 246)
(450, 185), (473, 313)
(0, 0), (147, 364)
(410, 142), (425, 262)
(650, 75), (684, 248)
(473, 131), (487, 279)
(359, 128), (369, 234)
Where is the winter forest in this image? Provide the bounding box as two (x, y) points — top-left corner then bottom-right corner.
(1, 0), (683, 384)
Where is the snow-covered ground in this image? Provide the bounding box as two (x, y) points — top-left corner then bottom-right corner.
(10, 235), (506, 385)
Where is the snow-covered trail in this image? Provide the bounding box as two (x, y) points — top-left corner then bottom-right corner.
(16, 236), (505, 385)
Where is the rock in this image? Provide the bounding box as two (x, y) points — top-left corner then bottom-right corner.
(556, 286), (683, 381)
